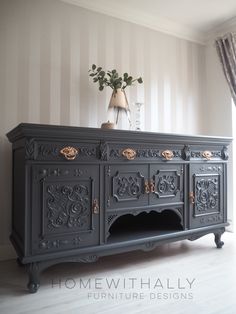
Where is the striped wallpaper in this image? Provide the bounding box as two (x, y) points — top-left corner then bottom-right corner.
(0, 0), (206, 254)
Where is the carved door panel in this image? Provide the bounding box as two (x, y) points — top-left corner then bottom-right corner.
(149, 164), (184, 206)
(105, 164), (148, 210)
(189, 163), (224, 228)
(31, 165), (99, 254)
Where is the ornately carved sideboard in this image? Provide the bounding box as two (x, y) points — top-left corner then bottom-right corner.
(7, 123), (232, 293)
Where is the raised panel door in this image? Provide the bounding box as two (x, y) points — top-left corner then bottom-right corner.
(105, 164), (149, 211)
(149, 164), (184, 206)
(31, 164), (99, 254)
(189, 163), (224, 228)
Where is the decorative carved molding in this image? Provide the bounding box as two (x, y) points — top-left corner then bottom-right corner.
(221, 146), (229, 160)
(199, 214), (223, 224)
(139, 149), (181, 159)
(38, 144), (96, 160)
(156, 175), (176, 195)
(191, 151), (201, 158)
(109, 149), (120, 158)
(172, 150), (181, 158)
(211, 151), (223, 158)
(154, 170), (180, 199)
(46, 183), (90, 230)
(112, 171), (144, 201)
(191, 150), (222, 159)
(182, 145), (191, 161)
(25, 138), (36, 160)
(136, 149), (160, 158)
(39, 144), (59, 158)
(195, 177), (219, 213)
(100, 142), (109, 161)
(39, 236), (82, 250)
(36, 167), (83, 179)
(39, 168), (63, 178)
(80, 147), (96, 157)
(74, 168), (83, 176)
(70, 255), (98, 263)
(109, 148), (182, 159)
(199, 166), (222, 173)
(106, 166), (111, 177)
(107, 214), (118, 227)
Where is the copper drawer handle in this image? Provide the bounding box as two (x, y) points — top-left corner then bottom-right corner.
(144, 180), (150, 194)
(149, 180), (155, 193)
(60, 146), (78, 160)
(161, 150), (174, 160)
(92, 199), (99, 214)
(189, 192), (195, 205)
(202, 150), (212, 160)
(122, 148), (136, 160)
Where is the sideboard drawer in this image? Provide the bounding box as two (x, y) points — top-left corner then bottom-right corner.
(105, 142), (184, 162)
(190, 145), (228, 161)
(25, 139), (99, 161)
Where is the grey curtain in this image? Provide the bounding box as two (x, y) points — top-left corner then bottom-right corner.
(215, 33), (236, 105)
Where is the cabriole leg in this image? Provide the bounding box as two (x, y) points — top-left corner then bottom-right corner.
(26, 262), (40, 293)
(214, 230), (225, 249)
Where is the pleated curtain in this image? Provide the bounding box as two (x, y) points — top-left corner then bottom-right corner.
(215, 33), (236, 105)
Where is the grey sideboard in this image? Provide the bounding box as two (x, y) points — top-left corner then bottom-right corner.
(6, 123), (232, 293)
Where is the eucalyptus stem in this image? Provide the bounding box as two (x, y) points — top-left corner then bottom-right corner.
(88, 64), (143, 92)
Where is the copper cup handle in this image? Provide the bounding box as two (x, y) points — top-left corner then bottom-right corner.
(144, 180), (150, 194)
(122, 148), (137, 160)
(161, 150), (174, 160)
(189, 192), (195, 205)
(202, 150), (212, 160)
(149, 180), (155, 193)
(92, 199), (99, 214)
(60, 146), (78, 160)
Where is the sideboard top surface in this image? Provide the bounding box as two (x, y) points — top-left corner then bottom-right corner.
(6, 123), (232, 145)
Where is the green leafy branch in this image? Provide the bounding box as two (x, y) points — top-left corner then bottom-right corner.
(88, 64), (143, 92)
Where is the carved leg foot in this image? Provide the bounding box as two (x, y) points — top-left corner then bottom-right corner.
(27, 282), (40, 293)
(26, 262), (40, 293)
(214, 232), (224, 249)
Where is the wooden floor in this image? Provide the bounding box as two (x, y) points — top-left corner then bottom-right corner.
(0, 232), (236, 314)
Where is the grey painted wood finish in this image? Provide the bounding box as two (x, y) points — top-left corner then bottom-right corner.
(6, 123), (232, 293)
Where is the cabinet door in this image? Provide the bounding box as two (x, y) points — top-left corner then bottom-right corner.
(105, 164), (148, 211)
(189, 163), (224, 228)
(31, 164), (99, 254)
(149, 164), (184, 206)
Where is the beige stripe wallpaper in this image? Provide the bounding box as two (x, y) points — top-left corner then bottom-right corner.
(0, 0), (207, 256)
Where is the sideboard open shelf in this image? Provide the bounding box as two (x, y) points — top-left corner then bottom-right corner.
(6, 123), (232, 293)
(107, 210), (183, 243)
